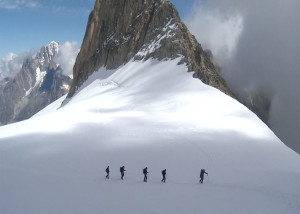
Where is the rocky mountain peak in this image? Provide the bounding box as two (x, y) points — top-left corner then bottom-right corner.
(35, 41), (59, 70)
(68, 0), (233, 98)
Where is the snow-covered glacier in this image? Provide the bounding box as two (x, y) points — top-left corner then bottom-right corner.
(0, 58), (299, 214)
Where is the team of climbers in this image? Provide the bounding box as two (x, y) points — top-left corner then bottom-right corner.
(105, 166), (208, 183)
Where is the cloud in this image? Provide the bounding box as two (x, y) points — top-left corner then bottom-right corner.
(186, 4), (243, 65)
(186, 0), (300, 152)
(0, 0), (40, 9)
(0, 50), (36, 80)
(55, 41), (79, 77)
(52, 5), (91, 16)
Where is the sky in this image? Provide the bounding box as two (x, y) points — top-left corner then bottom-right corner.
(0, 0), (196, 58)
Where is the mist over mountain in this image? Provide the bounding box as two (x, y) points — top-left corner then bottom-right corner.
(186, 0), (300, 153)
(0, 50), (37, 81)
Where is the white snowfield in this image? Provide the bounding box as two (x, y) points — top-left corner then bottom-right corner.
(0, 58), (299, 214)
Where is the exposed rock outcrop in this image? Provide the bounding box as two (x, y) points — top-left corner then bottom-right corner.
(68, 0), (233, 98)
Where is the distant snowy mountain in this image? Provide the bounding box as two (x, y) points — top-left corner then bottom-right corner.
(1, 58), (299, 214)
(0, 42), (72, 125)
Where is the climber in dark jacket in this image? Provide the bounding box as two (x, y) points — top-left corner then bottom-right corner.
(161, 169), (167, 183)
(200, 169), (208, 183)
(143, 167), (148, 182)
(120, 166), (126, 180)
(105, 166), (110, 179)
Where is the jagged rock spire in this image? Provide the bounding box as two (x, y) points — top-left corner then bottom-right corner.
(68, 0), (233, 98)
(0, 41), (71, 125)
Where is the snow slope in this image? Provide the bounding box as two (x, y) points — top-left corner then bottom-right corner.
(0, 58), (299, 214)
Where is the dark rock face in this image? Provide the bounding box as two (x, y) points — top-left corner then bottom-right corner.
(0, 42), (72, 125)
(68, 0), (233, 98)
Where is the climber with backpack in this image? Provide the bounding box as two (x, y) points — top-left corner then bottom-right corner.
(120, 166), (126, 180)
(143, 167), (149, 182)
(161, 169), (167, 183)
(105, 166), (110, 179)
(200, 169), (208, 183)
